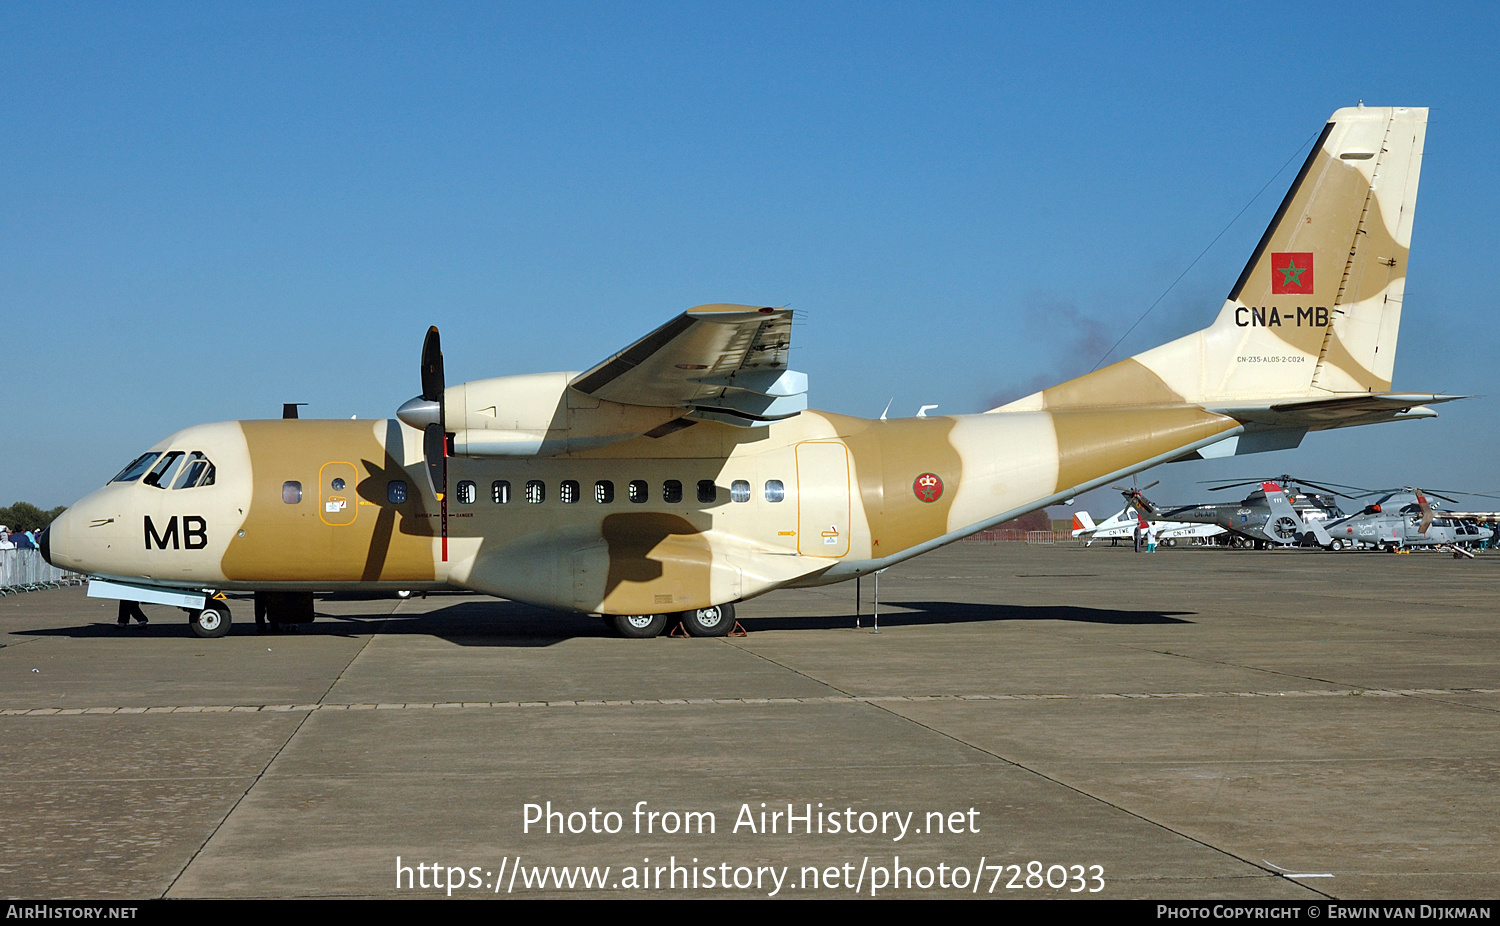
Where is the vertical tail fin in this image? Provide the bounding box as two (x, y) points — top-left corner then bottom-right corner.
(994, 106), (1428, 413)
(1212, 105), (1426, 398)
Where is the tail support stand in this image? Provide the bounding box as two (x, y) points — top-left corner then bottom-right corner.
(854, 576), (861, 629)
(871, 569), (884, 634)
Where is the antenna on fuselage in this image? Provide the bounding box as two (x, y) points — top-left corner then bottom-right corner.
(282, 403), (307, 419)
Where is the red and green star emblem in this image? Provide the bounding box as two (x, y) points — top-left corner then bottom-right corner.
(1271, 252), (1314, 294)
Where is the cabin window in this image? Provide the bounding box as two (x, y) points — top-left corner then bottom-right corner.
(110, 453), (160, 484)
(492, 480), (510, 504)
(560, 480), (580, 504)
(697, 480), (717, 504)
(387, 481), (407, 504)
(628, 480), (649, 503)
(284, 481), (304, 504)
(731, 480), (751, 503)
(764, 479), (785, 503)
(526, 480), (545, 504)
(595, 480), (615, 503)
(457, 480), (476, 504)
(662, 479), (683, 504)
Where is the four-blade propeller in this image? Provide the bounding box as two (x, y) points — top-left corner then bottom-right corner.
(396, 326), (449, 561)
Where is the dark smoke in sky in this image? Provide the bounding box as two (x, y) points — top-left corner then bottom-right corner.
(983, 283), (1221, 409)
(983, 292), (1112, 408)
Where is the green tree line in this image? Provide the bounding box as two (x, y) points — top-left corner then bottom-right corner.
(0, 502), (67, 533)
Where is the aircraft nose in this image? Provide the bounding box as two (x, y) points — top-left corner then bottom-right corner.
(40, 506), (78, 570)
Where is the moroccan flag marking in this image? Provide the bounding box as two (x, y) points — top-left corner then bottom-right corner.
(1271, 252), (1314, 294)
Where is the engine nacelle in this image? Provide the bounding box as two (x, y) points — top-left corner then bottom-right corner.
(444, 373), (682, 457)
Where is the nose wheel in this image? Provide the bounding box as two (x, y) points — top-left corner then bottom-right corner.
(189, 600), (232, 638)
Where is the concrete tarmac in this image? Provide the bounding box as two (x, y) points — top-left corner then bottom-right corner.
(1, 542), (1496, 899)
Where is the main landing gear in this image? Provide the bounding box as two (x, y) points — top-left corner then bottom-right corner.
(608, 604), (738, 639)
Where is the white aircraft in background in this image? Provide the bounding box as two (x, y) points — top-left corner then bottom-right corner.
(1071, 508), (1225, 546)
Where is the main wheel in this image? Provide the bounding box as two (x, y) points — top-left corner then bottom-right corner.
(190, 602), (232, 638)
(1329, 538), (1345, 552)
(610, 613), (667, 639)
(680, 604), (735, 637)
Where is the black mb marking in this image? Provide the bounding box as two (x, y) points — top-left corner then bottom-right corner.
(145, 515), (208, 550)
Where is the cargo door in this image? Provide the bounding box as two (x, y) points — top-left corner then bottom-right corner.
(795, 441), (850, 557)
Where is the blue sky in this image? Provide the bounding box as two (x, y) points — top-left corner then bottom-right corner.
(4, 2), (1498, 513)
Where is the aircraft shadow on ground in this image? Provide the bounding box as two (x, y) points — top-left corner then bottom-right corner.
(741, 600), (1195, 631)
(15, 597), (1192, 646)
(16, 597), (605, 647)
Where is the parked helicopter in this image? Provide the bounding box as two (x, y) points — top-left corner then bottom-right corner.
(1137, 476), (1350, 549)
(1317, 487), (1497, 552)
(1136, 478), (1497, 553)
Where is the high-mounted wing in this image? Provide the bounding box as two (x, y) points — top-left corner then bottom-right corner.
(570, 304), (807, 426)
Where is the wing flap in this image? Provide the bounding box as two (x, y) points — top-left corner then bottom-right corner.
(570, 304), (806, 424)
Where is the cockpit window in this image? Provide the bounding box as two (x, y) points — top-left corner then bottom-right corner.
(110, 453), (161, 484)
(172, 453), (217, 489)
(142, 451), (185, 489)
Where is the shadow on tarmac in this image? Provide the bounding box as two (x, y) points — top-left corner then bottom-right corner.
(15, 596), (603, 646)
(742, 600), (1195, 631)
(15, 596), (1193, 645)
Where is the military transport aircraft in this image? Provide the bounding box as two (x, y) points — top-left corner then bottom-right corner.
(42, 105), (1461, 638)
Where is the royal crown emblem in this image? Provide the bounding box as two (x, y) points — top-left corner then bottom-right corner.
(913, 472), (944, 503)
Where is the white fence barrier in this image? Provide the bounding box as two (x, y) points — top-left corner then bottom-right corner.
(961, 529), (1071, 544)
(0, 548), (82, 594)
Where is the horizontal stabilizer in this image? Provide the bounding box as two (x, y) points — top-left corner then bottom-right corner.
(1211, 393), (1465, 429)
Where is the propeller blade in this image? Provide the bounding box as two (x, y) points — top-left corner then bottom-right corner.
(406, 325), (449, 563)
(424, 423), (447, 501)
(421, 326), (445, 405)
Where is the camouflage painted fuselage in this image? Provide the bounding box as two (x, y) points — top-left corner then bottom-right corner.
(47, 404), (1238, 614)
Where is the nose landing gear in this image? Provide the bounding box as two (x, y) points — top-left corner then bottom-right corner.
(189, 600), (232, 638)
